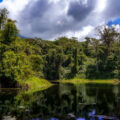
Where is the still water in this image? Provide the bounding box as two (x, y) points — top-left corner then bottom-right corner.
(0, 83), (120, 120)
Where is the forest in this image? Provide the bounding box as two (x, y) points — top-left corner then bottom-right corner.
(0, 8), (120, 87)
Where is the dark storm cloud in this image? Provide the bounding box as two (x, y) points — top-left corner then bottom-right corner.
(20, 0), (51, 24)
(18, 0), (70, 38)
(19, 0), (56, 36)
(105, 0), (120, 19)
(18, 0), (120, 40)
(67, 0), (96, 21)
(17, 0), (98, 39)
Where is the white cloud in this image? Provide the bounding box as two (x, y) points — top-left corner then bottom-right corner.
(0, 0), (119, 41)
(51, 25), (94, 41)
(0, 0), (32, 19)
(94, 0), (107, 13)
(112, 24), (120, 32)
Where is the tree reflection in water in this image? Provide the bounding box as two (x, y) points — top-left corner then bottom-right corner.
(0, 83), (120, 120)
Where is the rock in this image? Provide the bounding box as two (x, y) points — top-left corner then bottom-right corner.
(3, 116), (16, 120)
(18, 106), (25, 109)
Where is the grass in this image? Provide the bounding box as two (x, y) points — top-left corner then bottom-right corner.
(18, 77), (53, 94)
(17, 77), (120, 94)
(59, 78), (120, 84)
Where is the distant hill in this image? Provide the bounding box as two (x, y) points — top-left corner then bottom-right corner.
(19, 35), (28, 39)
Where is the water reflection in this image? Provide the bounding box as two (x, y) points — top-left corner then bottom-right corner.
(0, 84), (120, 120)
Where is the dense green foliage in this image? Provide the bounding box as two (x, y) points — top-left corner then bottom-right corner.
(0, 8), (120, 87)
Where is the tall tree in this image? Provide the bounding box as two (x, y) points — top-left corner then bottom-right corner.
(71, 48), (78, 77)
(84, 37), (91, 56)
(3, 19), (18, 45)
(114, 33), (120, 79)
(98, 26), (117, 58)
(44, 48), (64, 80)
(89, 38), (100, 71)
(0, 8), (9, 30)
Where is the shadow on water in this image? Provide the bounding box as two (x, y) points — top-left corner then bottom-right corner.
(0, 83), (120, 120)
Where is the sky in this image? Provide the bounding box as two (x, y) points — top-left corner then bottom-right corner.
(0, 0), (120, 40)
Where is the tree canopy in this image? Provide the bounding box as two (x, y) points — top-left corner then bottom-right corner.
(1, 8), (120, 87)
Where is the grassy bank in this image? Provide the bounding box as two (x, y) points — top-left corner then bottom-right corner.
(59, 78), (120, 84)
(19, 77), (53, 93)
(17, 77), (120, 94)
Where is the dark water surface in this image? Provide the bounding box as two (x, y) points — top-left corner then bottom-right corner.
(0, 83), (120, 120)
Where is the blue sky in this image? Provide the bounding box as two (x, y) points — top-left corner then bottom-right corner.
(0, 0), (120, 40)
(108, 18), (120, 27)
(0, 0), (3, 2)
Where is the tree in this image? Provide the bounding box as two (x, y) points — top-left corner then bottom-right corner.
(71, 48), (78, 77)
(0, 51), (31, 87)
(84, 37), (91, 56)
(98, 26), (118, 58)
(30, 55), (43, 77)
(0, 8), (9, 30)
(85, 26), (119, 78)
(2, 19), (19, 45)
(114, 33), (120, 79)
(44, 48), (64, 80)
(89, 38), (100, 71)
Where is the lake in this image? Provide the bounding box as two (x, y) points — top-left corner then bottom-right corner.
(0, 83), (120, 120)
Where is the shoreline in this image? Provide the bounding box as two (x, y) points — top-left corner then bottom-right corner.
(0, 78), (119, 90)
(58, 79), (120, 84)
